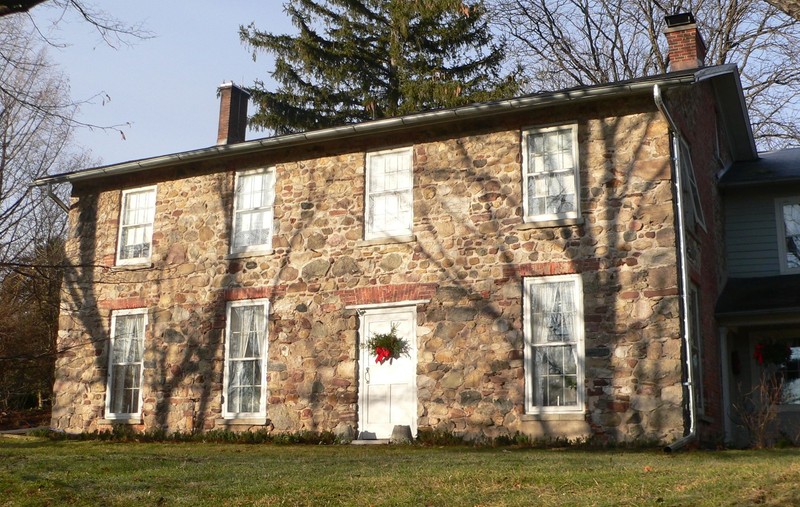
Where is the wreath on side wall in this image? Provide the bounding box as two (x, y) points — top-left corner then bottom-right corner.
(366, 325), (410, 365)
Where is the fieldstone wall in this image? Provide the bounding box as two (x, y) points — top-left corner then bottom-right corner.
(52, 92), (690, 443)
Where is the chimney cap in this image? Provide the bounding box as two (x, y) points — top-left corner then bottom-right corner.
(665, 12), (696, 28)
(217, 81), (251, 97)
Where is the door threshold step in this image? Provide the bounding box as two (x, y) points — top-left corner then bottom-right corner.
(350, 439), (390, 445)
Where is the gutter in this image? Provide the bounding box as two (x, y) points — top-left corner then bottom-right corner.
(32, 73), (699, 187)
(653, 84), (697, 452)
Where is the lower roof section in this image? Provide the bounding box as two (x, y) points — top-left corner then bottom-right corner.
(716, 273), (800, 325)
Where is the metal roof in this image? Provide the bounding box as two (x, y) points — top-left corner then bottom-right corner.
(719, 147), (800, 188)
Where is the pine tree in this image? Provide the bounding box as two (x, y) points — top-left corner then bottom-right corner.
(240, 0), (516, 134)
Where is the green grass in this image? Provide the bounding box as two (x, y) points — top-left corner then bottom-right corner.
(1, 438), (798, 506)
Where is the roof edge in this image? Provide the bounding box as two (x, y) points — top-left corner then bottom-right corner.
(34, 70), (715, 187)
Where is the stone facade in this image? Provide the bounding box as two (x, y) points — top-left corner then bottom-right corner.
(51, 86), (725, 444)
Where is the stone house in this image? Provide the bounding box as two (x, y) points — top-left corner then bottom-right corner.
(35, 15), (759, 446)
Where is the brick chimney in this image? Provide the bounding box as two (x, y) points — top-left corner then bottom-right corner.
(217, 82), (250, 145)
(663, 12), (706, 71)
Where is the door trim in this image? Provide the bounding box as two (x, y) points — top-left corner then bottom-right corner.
(357, 304), (418, 439)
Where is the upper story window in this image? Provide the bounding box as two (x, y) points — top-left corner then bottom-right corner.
(365, 147), (413, 240)
(106, 308), (147, 420)
(675, 137), (706, 232)
(117, 186), (156, 265)
(223, 299), (269, 419)
(522, 124), (580, 223)
(777, 197), (800, 274)
(523, 274), (585, 414)
(232, 168), (275, 254)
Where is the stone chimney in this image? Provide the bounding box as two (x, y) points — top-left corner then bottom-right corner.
(217, 82), (250, 145)
(663, 12), (706, 71)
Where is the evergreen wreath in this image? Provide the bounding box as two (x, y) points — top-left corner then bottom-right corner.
(366, 324), (410, 365)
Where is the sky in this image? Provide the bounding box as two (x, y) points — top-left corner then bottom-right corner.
(28, 1), (291, 167)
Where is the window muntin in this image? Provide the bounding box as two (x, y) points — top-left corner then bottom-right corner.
(777, 198), (800, 274)
(365, 147), (413, 240)
(223, 299), (269, 418)
(232, 169), (275, 253)
(522, 125), (580, 222)
(117, 186), (156, 264)
(524, 274), (585, 413)
(781, 345), (800, 405)
(688, 285), (705, 414)
(106, 309), (147, 419)
(675, 137), (706, 232)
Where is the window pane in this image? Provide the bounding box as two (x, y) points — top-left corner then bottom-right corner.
(535, 345), (578, 407)
(783, 203), (800, 269)
(525, 127), (577, 219)
(233, 171), (274, 250)
(109, 310), (144, 416)
(226, 303), (267, 415)
(781, 346), (800, 405)
(367, 150), (413, 237)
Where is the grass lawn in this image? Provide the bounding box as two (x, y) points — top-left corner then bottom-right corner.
(1, 437), (798, 506)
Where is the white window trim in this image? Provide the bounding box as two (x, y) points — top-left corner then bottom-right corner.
(364, 146), (414, 241)
(776, 196), (800, 275)
(231, 168), (276, 255)
(688, 285), (705, 415)
(523, 274), (585, 415)
(222, 298), (270, 420)
(675, 137), (707, 232)
(521, 124), (580, 223)
(116, 185), (157, 266)
(105, 308), (147, 420)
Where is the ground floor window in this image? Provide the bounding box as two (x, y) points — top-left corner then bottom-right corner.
(106, 309), (147, 419)
(223, 299), (269, 419)
(523, 274), (585, 414)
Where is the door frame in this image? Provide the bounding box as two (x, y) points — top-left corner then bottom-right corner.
(355, 303), (419, 439)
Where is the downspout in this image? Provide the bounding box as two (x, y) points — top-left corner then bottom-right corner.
(653, 84), (697, 452)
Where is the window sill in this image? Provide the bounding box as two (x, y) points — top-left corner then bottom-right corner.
(111, 262), (153, 271)
(517, 217), (584, 230)
(357, 234), (416, 247)
(225, 249), (274, 260)
(521, 411), (585, 422)
(98, 417), (142, 425)
(215, 417), (268, 426)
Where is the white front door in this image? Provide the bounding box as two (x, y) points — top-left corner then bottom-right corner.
(358, 306), (417, 439)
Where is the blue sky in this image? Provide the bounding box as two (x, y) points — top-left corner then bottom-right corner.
(29, 1), (290, 166)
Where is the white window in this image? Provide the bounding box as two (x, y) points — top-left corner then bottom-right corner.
(106, 309), (147, 419)
(522, 125), (580, 222)
(223, 299), (269, 419)
(365, 147), (413, 240)
(524, 274), (585, 414)
(232, 169), (276, 253)
(688, 285), (705, 414)
(675, 137), (706, 231)
(777, 197), (800, 274)
(117, 186), (156, 265)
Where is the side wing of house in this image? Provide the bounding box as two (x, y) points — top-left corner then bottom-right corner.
(717, 149), (800, 446)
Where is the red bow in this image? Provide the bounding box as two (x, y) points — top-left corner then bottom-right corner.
(375, 346), (391, 364)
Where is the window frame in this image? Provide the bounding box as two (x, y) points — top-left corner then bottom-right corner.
(523, 274), (586, 415)
(364, 146), (414, 240)
(230, 168), (277, 255)
(521, 124), (581, 224)
(776, 196), (800, 275)
(688, 285), (705, 415)
(105, 308), (147, 420)
(116, 185), (157, 266)
(675, 136), (707, 233)
(222, 298), (270, 420)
